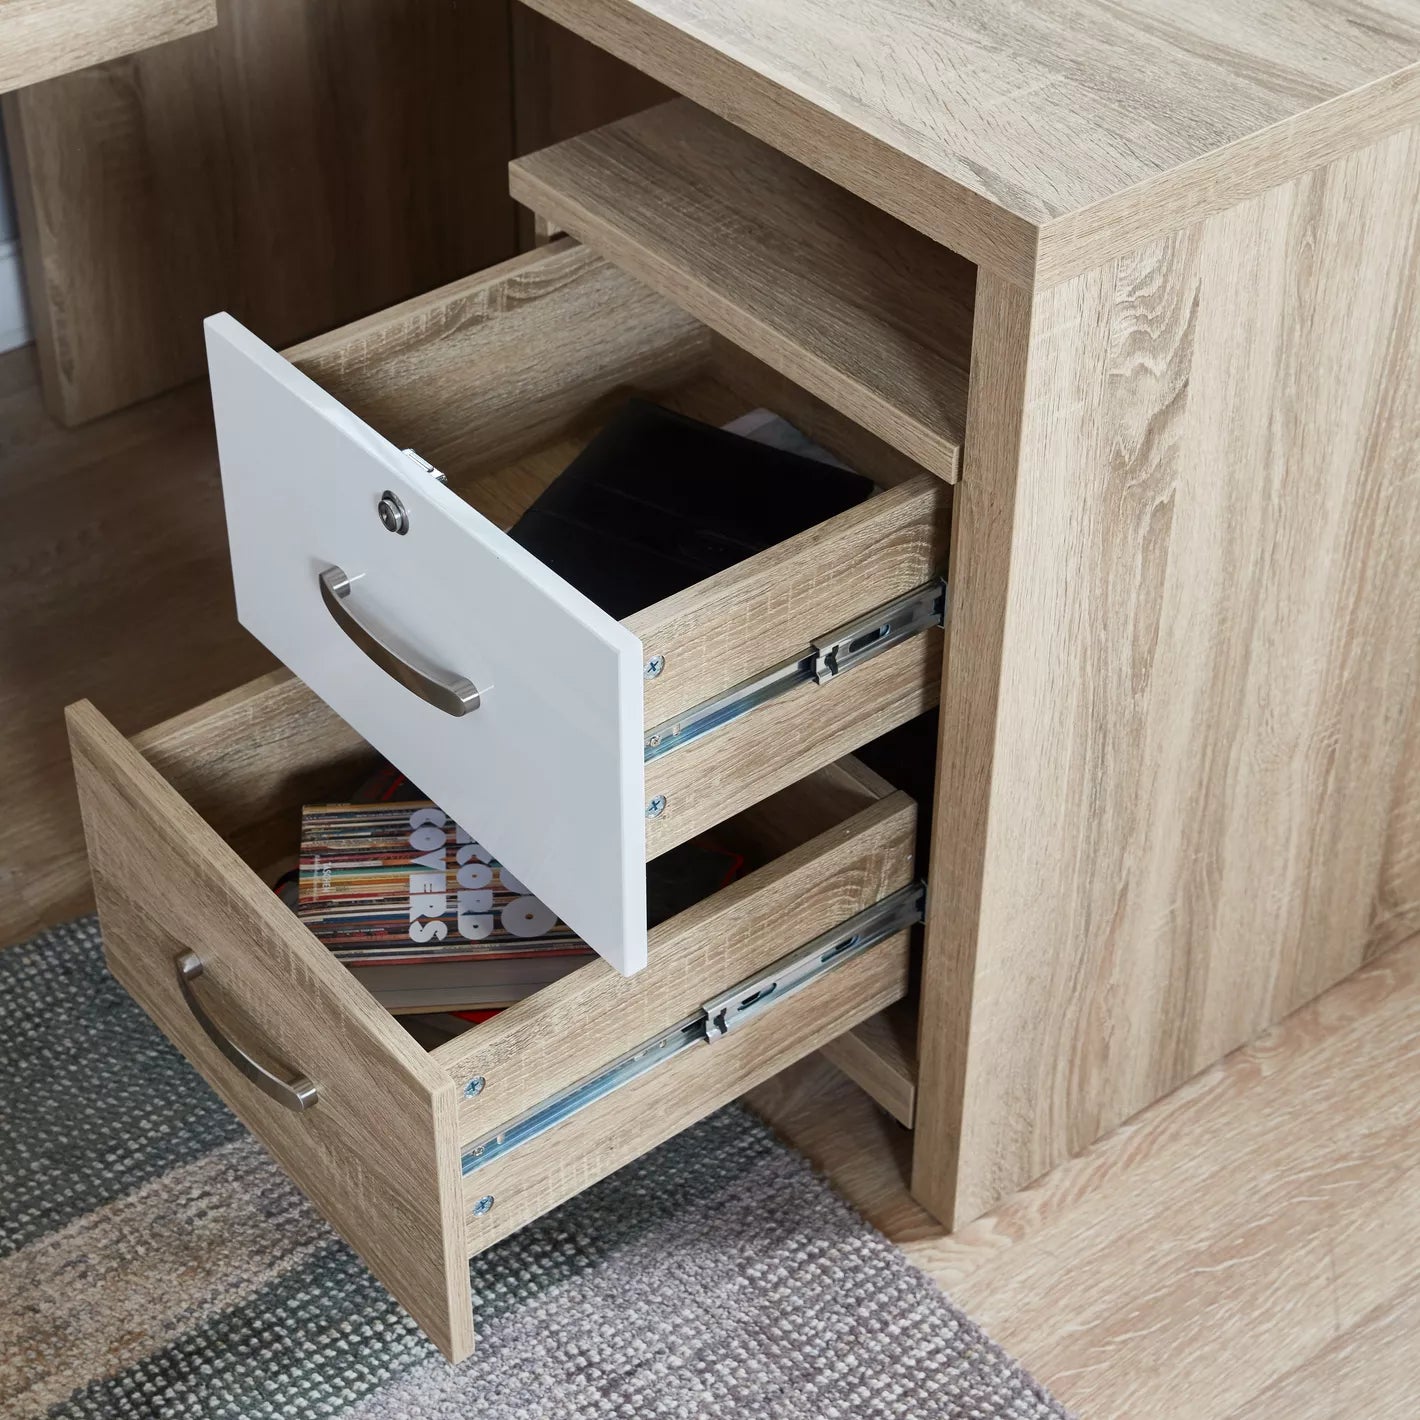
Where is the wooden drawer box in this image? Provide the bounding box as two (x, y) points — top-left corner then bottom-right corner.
(69, 674), (919, 1361)
(205, 237), (952, 973)
(68, 108), (964, 1361)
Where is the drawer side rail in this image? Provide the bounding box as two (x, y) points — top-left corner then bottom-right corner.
(644, 580), (946, 763)
(462, 883), (924, 1176)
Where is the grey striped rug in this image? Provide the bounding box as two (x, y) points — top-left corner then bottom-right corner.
(1, 917), (1069, 1419)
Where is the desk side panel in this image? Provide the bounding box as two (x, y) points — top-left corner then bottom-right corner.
(916, 122), (1420, 1226)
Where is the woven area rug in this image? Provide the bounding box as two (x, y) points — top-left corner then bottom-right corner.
(1, 917), (1069, 1419)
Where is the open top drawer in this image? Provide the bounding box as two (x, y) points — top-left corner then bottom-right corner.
(69, 673), (920, 1362)
(207, 238), (953, 973)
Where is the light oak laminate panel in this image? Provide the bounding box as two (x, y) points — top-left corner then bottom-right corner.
(819, 999), (917, 1128)
(437, 787), (915, 1137)
(463, 922), (912, 1255)
(3, 0), (515, 424)
(904, 269), (1031, 1228)
(0, 0), (213, 92)
(510, 101), (974, 480)
(67, 701), (474, 1361)
(914, 122), (1420, 1226)
(134, 670), (367, 840)
(645, 631), (941, 859)
(285, 240), (709, 485)
(525, 0), (1420, 286)
(628, 475), (950, 726)
(706, 756), (899, 862)
(752, 933), (1420, 1420)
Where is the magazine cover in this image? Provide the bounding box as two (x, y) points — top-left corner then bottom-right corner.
(297, 800), (592, 966)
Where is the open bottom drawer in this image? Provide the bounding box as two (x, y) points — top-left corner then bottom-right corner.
(68, 673), (919, 1361)
(207, 238), (950, 973)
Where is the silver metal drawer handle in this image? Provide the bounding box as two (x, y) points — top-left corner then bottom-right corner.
(318, 564), (481, 717)
(175, 952), (319, 1112)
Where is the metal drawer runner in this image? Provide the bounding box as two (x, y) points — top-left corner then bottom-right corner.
(461, 881), (925, 1175)
(643, 578), (947, 762)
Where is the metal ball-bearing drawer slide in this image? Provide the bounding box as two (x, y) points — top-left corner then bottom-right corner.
(460, 881), (926, 1175)
(643, 578), (947, 762)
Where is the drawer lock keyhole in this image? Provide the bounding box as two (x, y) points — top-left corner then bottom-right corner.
(377, 490), (409, 535)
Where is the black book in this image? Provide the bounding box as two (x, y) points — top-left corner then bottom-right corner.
(508, 398), (876, 618)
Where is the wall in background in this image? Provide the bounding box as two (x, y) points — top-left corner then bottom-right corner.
(0, 113), (31, 352)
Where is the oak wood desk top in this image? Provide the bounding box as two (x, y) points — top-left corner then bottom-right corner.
(525, 0), (1420, 285)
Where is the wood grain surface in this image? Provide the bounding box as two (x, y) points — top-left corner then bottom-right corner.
(0, 0), (213, 92)
(913, 121), (1420, 1227)
(699, 755), (899, 863)
(919, 935), (1420, 1420)
(0, 348), (276, 948)
(436, 785), (916, 1140)
(524, 0), (1420, 286)
(68, 701), (474, 1361)
(134, 670), (367, 840)
(818, 998), (917, 1127)
(463, 922), (912, 1255)
(3, 0), (516, 425)
(285, 240), (708, 485)
(510, 2), (671, 249)
(751, 931), (1420, 1420)
(628, 474), (950, 726)
(909, 272), (1031, 1229)
(510, 100), (974, 479)
(644, 631), (941, 859)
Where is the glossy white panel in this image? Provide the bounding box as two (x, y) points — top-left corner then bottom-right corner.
(206, 313), (647, 974)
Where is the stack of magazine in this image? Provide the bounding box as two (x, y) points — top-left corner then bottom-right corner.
(292, 764), (744, 1017)
(295, 766), (594, 1013)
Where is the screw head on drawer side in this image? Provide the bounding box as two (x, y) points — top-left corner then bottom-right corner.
(472, 1195), (495, 1216)
(646, 795), (666, 819)
(464, 1076), (485, 1098)
(644, 654), (664, 679)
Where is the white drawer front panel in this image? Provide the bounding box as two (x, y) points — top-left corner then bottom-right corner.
(206, 314), (647, 974)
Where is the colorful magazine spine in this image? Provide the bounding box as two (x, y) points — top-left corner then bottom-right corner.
(297, 800), (592, 966)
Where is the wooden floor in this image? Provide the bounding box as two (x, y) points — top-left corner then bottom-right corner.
(4, 343), (1418, 1418)
(0, 346), (274, 944)
(751, 934), (1420, 1418)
